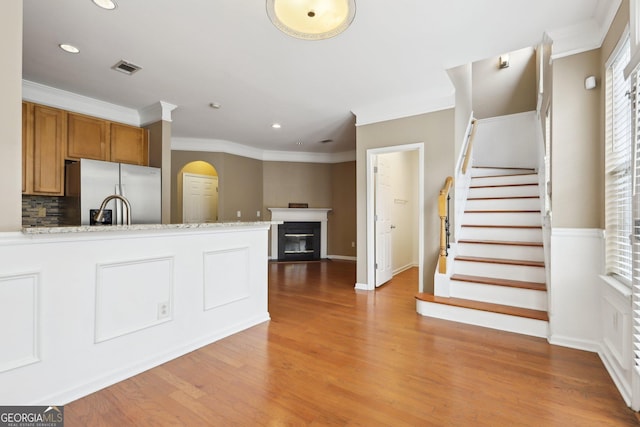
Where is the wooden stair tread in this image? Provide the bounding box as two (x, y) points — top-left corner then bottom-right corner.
(415, 294), (549, 321)
(450, 274), (546, 291)
(471, 172), (537, 178)
(455, 255), (544, 268)
(461, 224), (542, 229)
(470, 183), (538, 189)
(465, 210), (541, 213)
(467, 195), (540, 200)
(473, 166), (536, 171)
(458, 239), (542, 247)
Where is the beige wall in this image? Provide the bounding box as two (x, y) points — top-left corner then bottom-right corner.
(171, 151), (263, 223)
(145, 120), (172, 223)
(329, 161), (356, 257)
(0, 3), (22, 231)
(171, 152), (356, 258)
(551, 49), (602, 228)
(263, 162), (332, 212)
(356, 109), (455, 293)
(473, 47), (537, 119)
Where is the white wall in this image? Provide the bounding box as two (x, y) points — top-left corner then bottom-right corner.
(0, 225), (270, 404)
(473, 111), (538, 169)
(548, 228), (603, 350)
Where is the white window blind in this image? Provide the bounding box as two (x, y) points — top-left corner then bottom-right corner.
(632, 68), (640, 385)
(605, 36), (632, 285)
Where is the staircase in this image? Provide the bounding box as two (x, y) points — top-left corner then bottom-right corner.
(417, 166), (549, 338)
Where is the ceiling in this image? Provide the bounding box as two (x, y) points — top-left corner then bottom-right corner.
(22, 0), (618, 156)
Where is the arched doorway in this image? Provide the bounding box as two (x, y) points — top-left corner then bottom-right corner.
(178, 161), (219, 223)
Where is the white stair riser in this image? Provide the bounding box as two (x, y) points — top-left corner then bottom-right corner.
(471, 168), (535, 177)
(463, 212), (541, 226)
(416, 301), (548, 338)
(471, 174), (537, 186)
(456, 243), (544, 261)
(454, 261), (546, 282)
(459, 227), (543, 242)
(465, 198), (541, 211)
(469, 185), (539, 198)
(450, 281), (547, 310)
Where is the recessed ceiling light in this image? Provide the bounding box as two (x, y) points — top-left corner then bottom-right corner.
(59, 44), (80, 54)
(272, 123), (282, 129)
(209, 102), (222, 109)
(92, 0), (117, 10)
(296, 142), (303, 145)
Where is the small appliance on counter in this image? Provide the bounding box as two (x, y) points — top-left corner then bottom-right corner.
(64, 159), (161, 226)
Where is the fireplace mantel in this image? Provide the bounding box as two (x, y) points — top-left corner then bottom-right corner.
(268, 208), (332, 259)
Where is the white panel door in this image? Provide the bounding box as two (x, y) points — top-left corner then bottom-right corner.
(375, 155), (393, 287)
(183, 173), (218, 223)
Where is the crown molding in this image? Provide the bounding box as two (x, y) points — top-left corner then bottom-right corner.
(22, 80), (140, 126)
(139, 101), (178, 125)
(172, 137), (356, 164)
(548, 0), (622, 60)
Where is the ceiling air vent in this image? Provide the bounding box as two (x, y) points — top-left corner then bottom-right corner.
(112, 60), (142, 75)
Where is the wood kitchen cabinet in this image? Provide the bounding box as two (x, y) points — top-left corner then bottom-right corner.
(110, 122), (149, 166)
(22, 102), (66, 195)
(67, 112), (110, 161)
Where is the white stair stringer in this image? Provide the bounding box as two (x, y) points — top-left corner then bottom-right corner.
(422, 165), (549, 339)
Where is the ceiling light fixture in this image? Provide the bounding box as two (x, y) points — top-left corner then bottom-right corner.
(209, 102), (222, 109)
(59, 44), (80, 54)
(266, 0), (356, 40)
(272, 123), (282, 129)
(92, 0), (117, 10)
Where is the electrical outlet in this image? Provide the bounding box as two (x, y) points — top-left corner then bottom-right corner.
(157, 302), (170, 319)
(257, 210), (261, 218)
(237, 211), (242, 218)
(38, 207), (47, 217)
(351, 241), (355, 248)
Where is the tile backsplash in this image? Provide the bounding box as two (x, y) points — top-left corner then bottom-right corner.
(22, 195), (65, 227)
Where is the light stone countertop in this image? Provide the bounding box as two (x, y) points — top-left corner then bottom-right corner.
(22, 221), (279, 235)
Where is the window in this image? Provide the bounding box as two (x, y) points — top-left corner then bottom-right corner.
(605, 35), (632, 285)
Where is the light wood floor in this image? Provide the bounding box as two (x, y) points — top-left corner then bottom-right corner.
(66, 260), (640, 426)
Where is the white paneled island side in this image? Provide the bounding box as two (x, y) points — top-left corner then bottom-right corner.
(0, 222), (275, 404)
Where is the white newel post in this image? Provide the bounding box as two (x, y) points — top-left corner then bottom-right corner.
(268, 208), (332, 259)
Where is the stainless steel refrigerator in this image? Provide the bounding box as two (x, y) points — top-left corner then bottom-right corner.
(64, 158), (161, 225)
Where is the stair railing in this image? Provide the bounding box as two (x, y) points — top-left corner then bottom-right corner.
(461, 119), (478, 175)
(438, 176), (454, 274)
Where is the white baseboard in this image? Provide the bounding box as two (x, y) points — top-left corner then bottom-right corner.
(547, 334), (600, 353)
(328, 255), (357, 261)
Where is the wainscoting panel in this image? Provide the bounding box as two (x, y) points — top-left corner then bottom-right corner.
(95, 257), (174, 343)
(203, 247), (250, 311)
(0, 273), (39, 372)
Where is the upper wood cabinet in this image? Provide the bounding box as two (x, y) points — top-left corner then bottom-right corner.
(110, 123), (149, 166)
(22, 103), (149, 196)
(24, 104), (66, 195)
(22, 102), (33, 193)
(67, 112), (110, 161)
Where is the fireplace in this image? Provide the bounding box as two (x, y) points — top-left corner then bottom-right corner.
(278, 221), (321, 261)
(268, 208), (331, 261)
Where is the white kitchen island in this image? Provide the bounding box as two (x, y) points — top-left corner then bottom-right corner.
(0, 222), (274, 405)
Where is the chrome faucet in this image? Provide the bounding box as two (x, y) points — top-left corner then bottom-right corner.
(94, 194), (132, 225)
